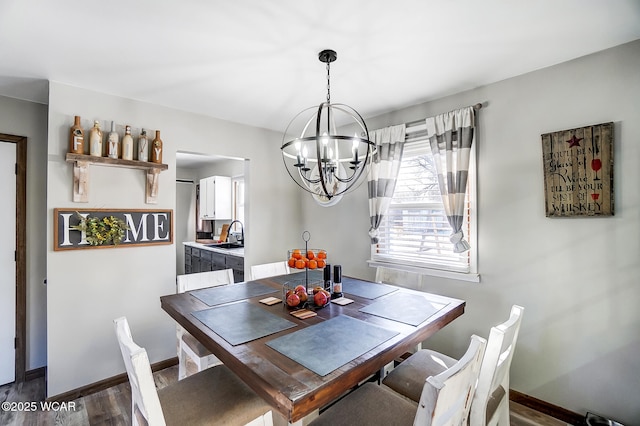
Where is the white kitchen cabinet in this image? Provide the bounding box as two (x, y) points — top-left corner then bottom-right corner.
(199, 175), (231, 220)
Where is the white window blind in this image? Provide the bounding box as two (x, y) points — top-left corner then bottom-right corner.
(372, 135), (474, 274)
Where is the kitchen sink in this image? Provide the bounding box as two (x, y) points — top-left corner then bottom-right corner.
(205, 242), (244, 249)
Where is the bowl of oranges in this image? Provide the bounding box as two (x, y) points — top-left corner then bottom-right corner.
(287, 249), (328, 270)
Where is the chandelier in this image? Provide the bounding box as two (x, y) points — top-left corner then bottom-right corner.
(281, 49), (375, 206)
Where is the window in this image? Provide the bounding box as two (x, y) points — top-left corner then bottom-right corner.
(370, 132), (477, 280)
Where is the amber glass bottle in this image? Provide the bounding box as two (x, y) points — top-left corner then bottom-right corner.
(151, 130), (163, 163)
(69, 116), (84, 154)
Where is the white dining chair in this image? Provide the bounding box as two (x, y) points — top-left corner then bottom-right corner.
(114, 317), (273, 426)
(308, 335), (486, 426)
(469, 305), (524, 426)
(249, 261), (290, 280)
(383, 305), (524, 425)
(176, 269), (234, 380)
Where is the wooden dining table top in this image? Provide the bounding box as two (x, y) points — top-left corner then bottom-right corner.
(160, 274), (465, 423)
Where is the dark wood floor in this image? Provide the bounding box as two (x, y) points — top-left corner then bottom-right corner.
(1, 365), (570, 425)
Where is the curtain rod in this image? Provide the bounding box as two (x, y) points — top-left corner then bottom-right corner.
(404, 103), (483, 131)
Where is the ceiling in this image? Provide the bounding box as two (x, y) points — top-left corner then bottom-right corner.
(1, 0), (639, 136)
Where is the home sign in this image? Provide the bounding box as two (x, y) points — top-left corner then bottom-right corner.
(54, 208), (173, 251)
(541, 122), (613, 217)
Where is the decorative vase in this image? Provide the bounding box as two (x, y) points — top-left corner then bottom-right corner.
(151, 130), (163, 164)
(107, 121), (119, 159)
(122, 125), (133, 160)
(69, 115), (84, 154)
(89, 121), (103, 157)
(137, 128), (148, 162)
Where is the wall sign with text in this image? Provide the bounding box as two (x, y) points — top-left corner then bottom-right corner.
(541, 122), (614, 217)
(54, 208), (173, 251)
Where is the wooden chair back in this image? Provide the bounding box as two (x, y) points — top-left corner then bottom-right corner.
(114, 317), (166, 426)
(470, 305), (524, 425)
(250, 261), (290, 280)
(415, 334), (486, 426)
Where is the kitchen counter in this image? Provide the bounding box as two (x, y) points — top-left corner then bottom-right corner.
(184, 241), (244, 258)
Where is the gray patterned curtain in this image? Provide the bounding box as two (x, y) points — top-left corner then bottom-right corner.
(425, 107), (475, 253)
(368, 124), (406, 244)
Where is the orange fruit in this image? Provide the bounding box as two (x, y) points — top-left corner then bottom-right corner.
(292, 249), (302, 260)
(308, 259), (318, 269)
(307, 250), (315, 260)
(317, 259), (326, 268)
(295, 259), (305, 269)
(288, 257), (296, 268)
(317, 250), (327, 259)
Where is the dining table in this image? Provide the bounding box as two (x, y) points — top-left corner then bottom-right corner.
(160, 271), (465, 424)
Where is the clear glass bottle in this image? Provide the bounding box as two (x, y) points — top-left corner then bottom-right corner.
(69, 116), (84, 154)
(137, 128), (148, 161)
(89, 121), (103, 157)
(151, 130), (163, 163)
(122, 125), (133, 160)
(107, 121), (119, 159)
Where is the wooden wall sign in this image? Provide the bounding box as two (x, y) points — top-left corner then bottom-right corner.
(541, 122), (613, 217)
(54, 208), (173, 251)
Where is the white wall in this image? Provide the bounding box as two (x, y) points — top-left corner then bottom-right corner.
(46, 83), (302, 397)
(0, 95), (48, 371)
(301, 40), (640, 424)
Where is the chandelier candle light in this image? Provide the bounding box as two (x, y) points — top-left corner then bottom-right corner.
(281, 49), (376, 206)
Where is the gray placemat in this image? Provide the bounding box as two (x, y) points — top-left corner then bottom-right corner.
(266, 315), (399, 376)
(192, 301), (297, 346)
(342, 277), (398, 299)
(359, 292), (446, 326)
(191, 282), (277, 306)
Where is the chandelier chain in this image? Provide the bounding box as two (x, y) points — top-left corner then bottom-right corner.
(326, 62), (331, 104)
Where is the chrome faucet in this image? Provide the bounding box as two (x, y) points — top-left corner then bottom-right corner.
(227, 220), (244, 245)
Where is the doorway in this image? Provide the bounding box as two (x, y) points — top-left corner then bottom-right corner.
(0, 133), (27, 385)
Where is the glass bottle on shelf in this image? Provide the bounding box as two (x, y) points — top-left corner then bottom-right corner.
(151, 130), (163, 163)
(332, 265), (343, 298)
(107, 121), (119, 159)
(137, 128), (148, 161)
(69, 115), (84, 154)
(89, 121), (103, 157)
(122, 125), (133, 160)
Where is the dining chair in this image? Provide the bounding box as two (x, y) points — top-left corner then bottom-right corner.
(308, 335), (486, 426)
(176, 269), (234, 380)
(249, 261), (290, 280)
(383, 305), (524, 425)
(114, 317), (273, 426)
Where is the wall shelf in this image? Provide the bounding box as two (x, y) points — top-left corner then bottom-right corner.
(65, 153), (168, 204)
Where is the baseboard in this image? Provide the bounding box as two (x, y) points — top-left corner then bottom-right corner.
(46, 357), (178, 403)
(25, 366), (46, 381)
(510, 389), (585, 425)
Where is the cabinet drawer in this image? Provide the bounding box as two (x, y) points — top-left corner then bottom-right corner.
(191, 248), (200, 258)
(225, 255), (244, 271)
(185, 254), (192, 266)
(211, 252), (226, 269)
(200, 250), (212, 261)
(185, 246), (192, 255)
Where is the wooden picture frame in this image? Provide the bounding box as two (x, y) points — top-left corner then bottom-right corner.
(541, 122), (614, 217)
(54, 208), (173, 251)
